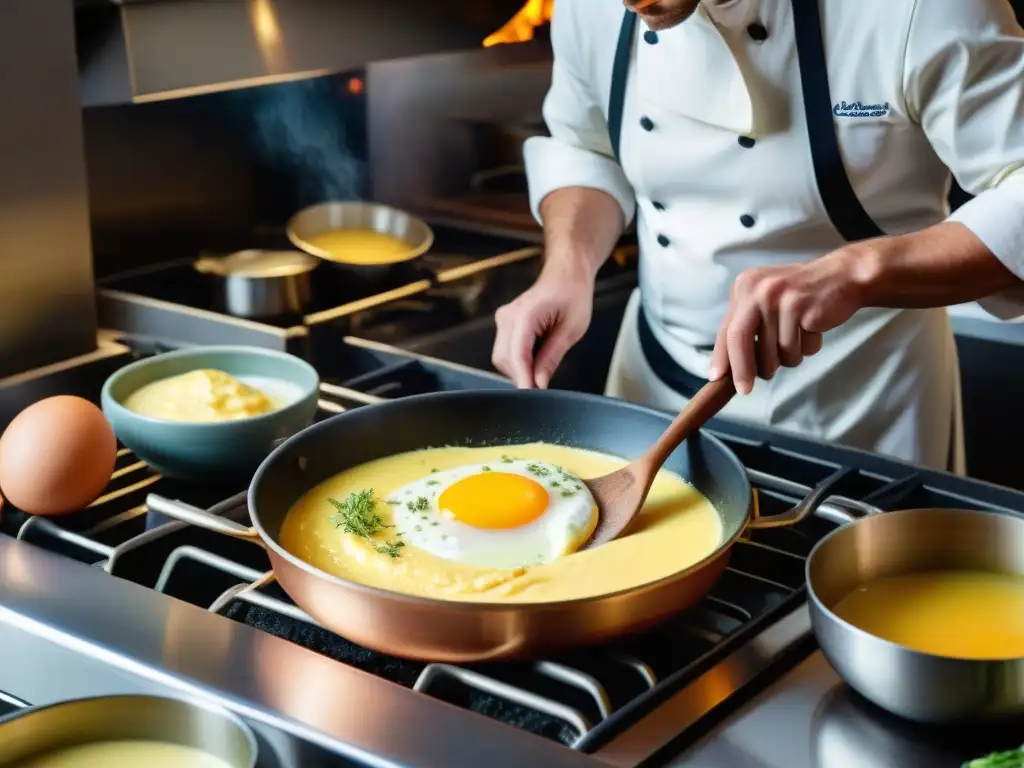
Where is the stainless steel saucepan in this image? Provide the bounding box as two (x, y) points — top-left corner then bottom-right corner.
(194, 249), (319, 319)
(808, 506), (1024, 723)
(0, 694), (257, 766)
(287, 201), (434, 281)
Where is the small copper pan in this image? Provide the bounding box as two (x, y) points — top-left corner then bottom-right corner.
(148, 390), (844, 662)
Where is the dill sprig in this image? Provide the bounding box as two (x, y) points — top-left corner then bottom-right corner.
(329, 489), (405, 558)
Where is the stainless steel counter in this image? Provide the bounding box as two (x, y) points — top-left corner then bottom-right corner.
(0, 534), (601, 768)
(673, 625), (1020, 768)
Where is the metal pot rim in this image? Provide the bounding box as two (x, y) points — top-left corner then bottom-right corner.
(286, 201), (435, 265)
(248, 388), (755, 612)
(805, 506), (1024, 664)
(0, 693), (258, 766)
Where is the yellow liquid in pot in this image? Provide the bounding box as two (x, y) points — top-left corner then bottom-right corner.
(304, 228), (414, 265)
(279, 443), (724, 603)
(832, 570), (1024, 659)
(14, 740), (233, 768)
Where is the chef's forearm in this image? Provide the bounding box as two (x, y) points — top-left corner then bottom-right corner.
(537, 186), (625, 282)
(851, 221), (1021, 309)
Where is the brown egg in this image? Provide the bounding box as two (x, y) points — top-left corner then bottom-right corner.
(0, 396), (117, 516)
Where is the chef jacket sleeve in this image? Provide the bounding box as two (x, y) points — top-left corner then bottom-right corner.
(523, 0), (636, 227)
(903, 0), (1024, 319)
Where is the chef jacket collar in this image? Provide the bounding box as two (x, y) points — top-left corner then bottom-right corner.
(700, 0), (760, 31)
(638, 5), (757, 136)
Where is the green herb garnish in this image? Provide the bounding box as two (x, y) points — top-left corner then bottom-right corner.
(426, 480), (439, 486)
(407, 496), (429, 512)
(329, 489), (404, 558)
(374, 540), (405, 558)
(526, 463), (551, 477)
(501, 455), (514, 463)
(963, 745), (1024, 767)
(481, 465), (492, 472)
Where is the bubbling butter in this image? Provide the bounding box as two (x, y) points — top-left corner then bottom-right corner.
(123, 369), (282, 423)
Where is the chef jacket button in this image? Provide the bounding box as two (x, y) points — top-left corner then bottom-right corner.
(738, 136), (756, 148)
(652, 201), (666, 211)
(640, 116), (655, 131)
(747, 22), (769, 41)
(740, 214), (756, 228)
(643, 30), (659, 44)
(657, 234), (670, 247)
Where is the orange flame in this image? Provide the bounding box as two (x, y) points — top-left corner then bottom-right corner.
(483, 0), (555, 47)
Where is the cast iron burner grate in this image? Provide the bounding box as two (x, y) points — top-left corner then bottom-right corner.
(8, 342), (1024, 753)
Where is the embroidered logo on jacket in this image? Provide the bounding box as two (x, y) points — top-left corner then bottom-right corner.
(833, 101), (890, 118)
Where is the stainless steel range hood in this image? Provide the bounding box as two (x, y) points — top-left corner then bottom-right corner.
(76, 0), (529, 106)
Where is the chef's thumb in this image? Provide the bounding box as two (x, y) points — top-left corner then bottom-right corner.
(534, 327), (576, 389)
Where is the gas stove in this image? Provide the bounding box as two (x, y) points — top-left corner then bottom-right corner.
(3, 336), (1024, 767)
(95, 225), (637, 359)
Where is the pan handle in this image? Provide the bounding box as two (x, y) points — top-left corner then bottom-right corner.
(748, 467), (866, 530)
(146, 494), (262, 542)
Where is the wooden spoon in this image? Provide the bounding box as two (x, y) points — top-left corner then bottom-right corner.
(580, 377), (736, 550)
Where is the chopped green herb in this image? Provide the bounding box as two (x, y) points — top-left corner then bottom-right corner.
(426, 480), (440, 486)
(500, 455), (514, 463)
(406, 496), (430, 512)
(414, 525), (423, 532)
(481, 465), (492, 472)
(430, 468), (440, 473)
(550, 481), (561, 488)
(329, 489), (403, 558)
(374, 540), (405, 558)
(431, 522), (440, 527)
(963, 745), (1024, 767)
(526, 463), (551, 477)
(561, 490), (576, 497)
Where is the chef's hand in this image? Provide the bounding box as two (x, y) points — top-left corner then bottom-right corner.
(492, 262), (595, 389)
(708, 249), (865, 394)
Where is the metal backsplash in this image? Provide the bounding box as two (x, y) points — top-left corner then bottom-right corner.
(76, 0), (528, 106)
(367, 40), (552, 240)
(0, 0), (98, 377)
(84, 73), (369, 277)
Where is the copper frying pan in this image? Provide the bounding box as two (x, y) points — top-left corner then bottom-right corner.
(147, 390), (839, 662)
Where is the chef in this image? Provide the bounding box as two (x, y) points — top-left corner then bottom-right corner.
(491, 0), (1024, 472)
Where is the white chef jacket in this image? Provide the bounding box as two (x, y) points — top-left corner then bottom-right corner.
(524, 0), (1024, 472)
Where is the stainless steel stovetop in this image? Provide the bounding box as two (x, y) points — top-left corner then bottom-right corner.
(2, 335), (1023, 767)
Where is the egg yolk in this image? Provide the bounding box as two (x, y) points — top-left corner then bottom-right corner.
(438, 472), (549, 529)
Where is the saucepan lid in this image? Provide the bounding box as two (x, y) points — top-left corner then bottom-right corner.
(194, 250), (320, 279)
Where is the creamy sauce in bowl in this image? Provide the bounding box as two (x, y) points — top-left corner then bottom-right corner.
(13, 740), (234, 768)
(832, 570), (1024, 659)
(122, 369), (300, 423)
(279, 442), (723, 603)
(304, 228), (416, 265)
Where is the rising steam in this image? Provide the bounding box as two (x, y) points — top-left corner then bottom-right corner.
(234, 77), (365, 207)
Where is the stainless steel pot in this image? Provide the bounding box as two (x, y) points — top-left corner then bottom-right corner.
(0, 694), (257, 766)
(287, 201), (434, 281)
(807, 506), (1024, 723)
(194, 249), (319, 319)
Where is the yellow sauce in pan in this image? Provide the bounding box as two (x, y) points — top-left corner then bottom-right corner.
(279, 443), (723, 603)
(304, 228), (415, 265)
(832, 570), (1024, 659)
(14, 740), (233, 768)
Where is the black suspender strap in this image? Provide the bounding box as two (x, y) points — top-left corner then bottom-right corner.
(608, 10), (637, 164)
(791, 0), (885, 241)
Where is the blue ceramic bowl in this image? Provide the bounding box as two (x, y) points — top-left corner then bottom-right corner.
(101, 346), (320, 480)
